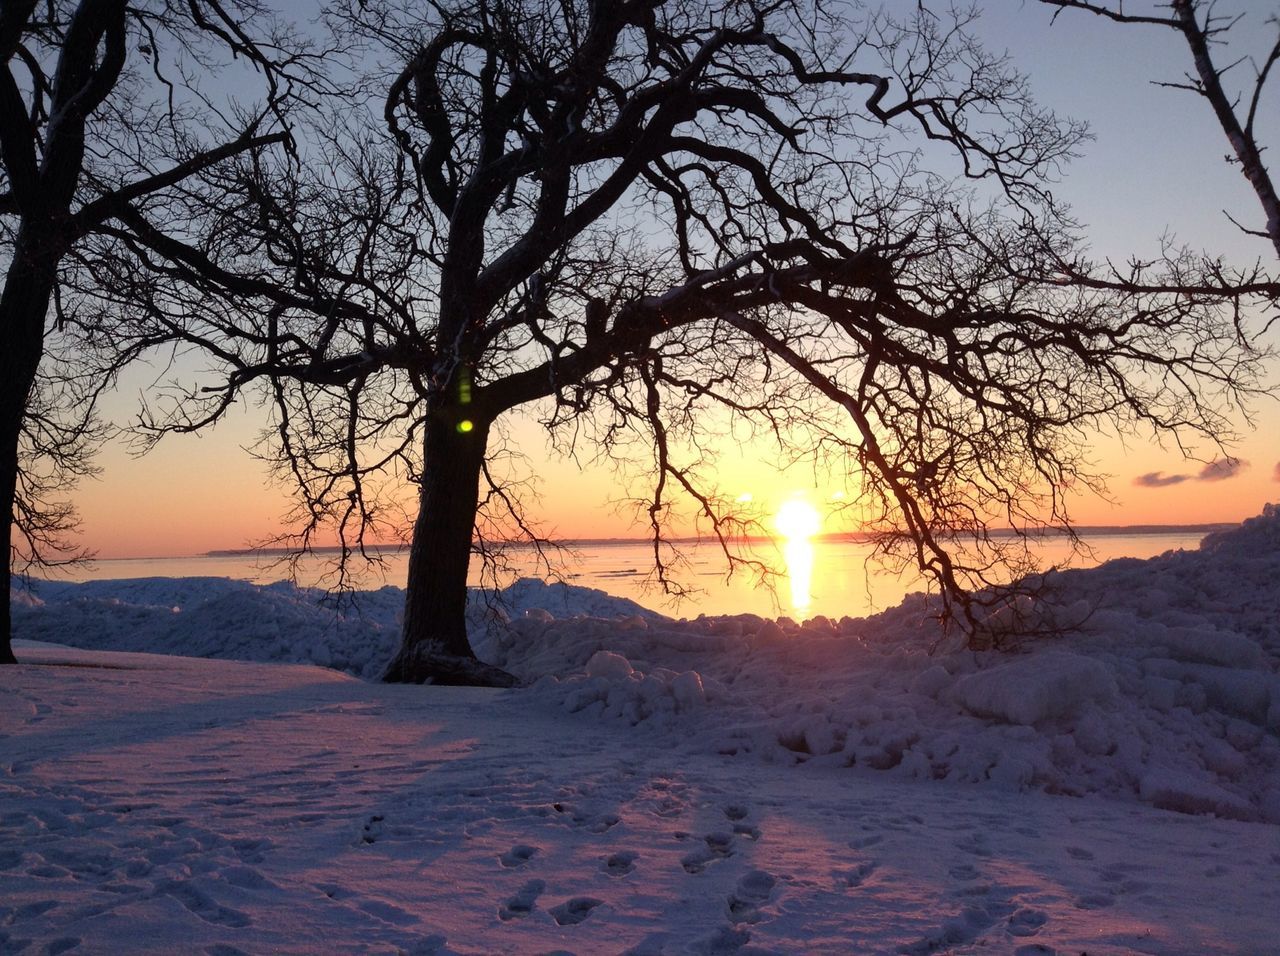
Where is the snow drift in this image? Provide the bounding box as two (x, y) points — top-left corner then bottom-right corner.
(14, 506), (1280, 823)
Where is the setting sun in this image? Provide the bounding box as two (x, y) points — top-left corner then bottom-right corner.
(775, 499), (821, 541)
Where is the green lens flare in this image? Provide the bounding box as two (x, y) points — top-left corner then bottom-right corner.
(456, 419), (474, 434)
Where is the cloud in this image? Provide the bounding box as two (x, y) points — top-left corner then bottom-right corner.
(1274, 461), (1280, 483)
(1197, 457), (1248, 482)
(1134, 471), (1191, 488)
(1133, 458), (1248, 488)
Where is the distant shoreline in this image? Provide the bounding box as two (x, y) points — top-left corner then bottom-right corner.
(196, 523), (1234, 560)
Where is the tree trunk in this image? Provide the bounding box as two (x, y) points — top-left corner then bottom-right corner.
(0, 422), (19, 663)
(381, 408), (517, 686)
(0, 235), (58, 665)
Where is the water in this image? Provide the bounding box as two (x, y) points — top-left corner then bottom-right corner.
(63, 530), (1214, 621)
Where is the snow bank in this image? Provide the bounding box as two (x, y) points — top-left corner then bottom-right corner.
(12, 576), (404, 678)
(10, 575), (654, 680)
(14, 505), (1280, 822)
(491, 506), (1280, 823)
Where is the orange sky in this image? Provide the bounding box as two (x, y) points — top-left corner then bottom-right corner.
(67, 396), (1280, 559)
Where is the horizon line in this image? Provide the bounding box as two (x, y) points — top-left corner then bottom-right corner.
(84, 520), (1237, 563)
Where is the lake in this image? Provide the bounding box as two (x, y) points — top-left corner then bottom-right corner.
(60, 529), (1216, 621)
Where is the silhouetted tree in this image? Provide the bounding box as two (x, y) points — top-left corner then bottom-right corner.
(116, 0), (1268, 683)
(1041, 0), (1279, 259)
(0, 0), (310, 663)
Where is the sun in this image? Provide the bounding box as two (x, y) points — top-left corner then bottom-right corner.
(775, 498), (821, 541)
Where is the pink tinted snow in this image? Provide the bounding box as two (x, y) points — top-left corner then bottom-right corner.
(3, 644), (1278, 954)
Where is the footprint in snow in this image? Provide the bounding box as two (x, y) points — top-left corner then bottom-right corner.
(499, 879), (545, 920)
(888, 813), (926, 828)
(1075, 892), (1115, 910)
(1007, 907), (1048, 937)
(221, 866), (278, 891)
(681, 846), (718, 874)
(585, 813), (620, 833)
(956, 833), (992, 858)
(682, 832), (734, 874)
(8, 900), (59, 923)
(499, 845), (538, 868)
(727, 870), (776, 924)
(900, 902), (1000, 955)
(836, 860), (878, 888)
(651, 796), (684, 818)
(723, 803), (761, 840)
(604, 851), (638, 876)
(1065, 846), (1094, 861)
(552, 802), (620, 833)
(159, 880), (252, 928)
(705, 831), (734, 853)
(403, 934), (449, 955)
(359, 814), (384, 845)
(690, 924), (751, 954)
(231, 837), (272, 865)
(549, 896), (603, 926)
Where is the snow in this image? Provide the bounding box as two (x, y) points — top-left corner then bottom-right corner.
(949, 651), (1118, 726)
(6, 506), (1280, 951)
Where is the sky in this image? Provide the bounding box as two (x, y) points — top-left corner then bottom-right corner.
(65, 0), (1280, 559)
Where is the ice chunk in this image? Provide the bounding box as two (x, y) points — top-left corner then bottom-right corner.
(754, 620), (784, 641)
(1139, 769), (1254, 820)
(1200, 739), (1247, 778)
(951, 651), (1118, 726)
(909, 664), (952, 699)
(1182, 665), (1275, 722)
(781, 715), (840, 756)
(584, 650), (634, 680)
(1072, 710), (1113, 756)
(1153, 626), (1265, 669)
(1141, 674), (1179, 712)
(670, 670), (705, 710)
(988, 753), (1036, 790)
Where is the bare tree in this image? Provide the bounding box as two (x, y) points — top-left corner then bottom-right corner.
(1040, 0), (1280, 259)
(0, 0), (316, 663)
(111, 0), (1268, 684)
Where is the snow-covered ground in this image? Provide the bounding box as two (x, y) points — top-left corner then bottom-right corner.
(5, 508), (1280, 952)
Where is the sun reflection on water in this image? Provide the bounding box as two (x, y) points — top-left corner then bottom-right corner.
(776, 499), (822, 613)
(783, 537), (814, 611)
